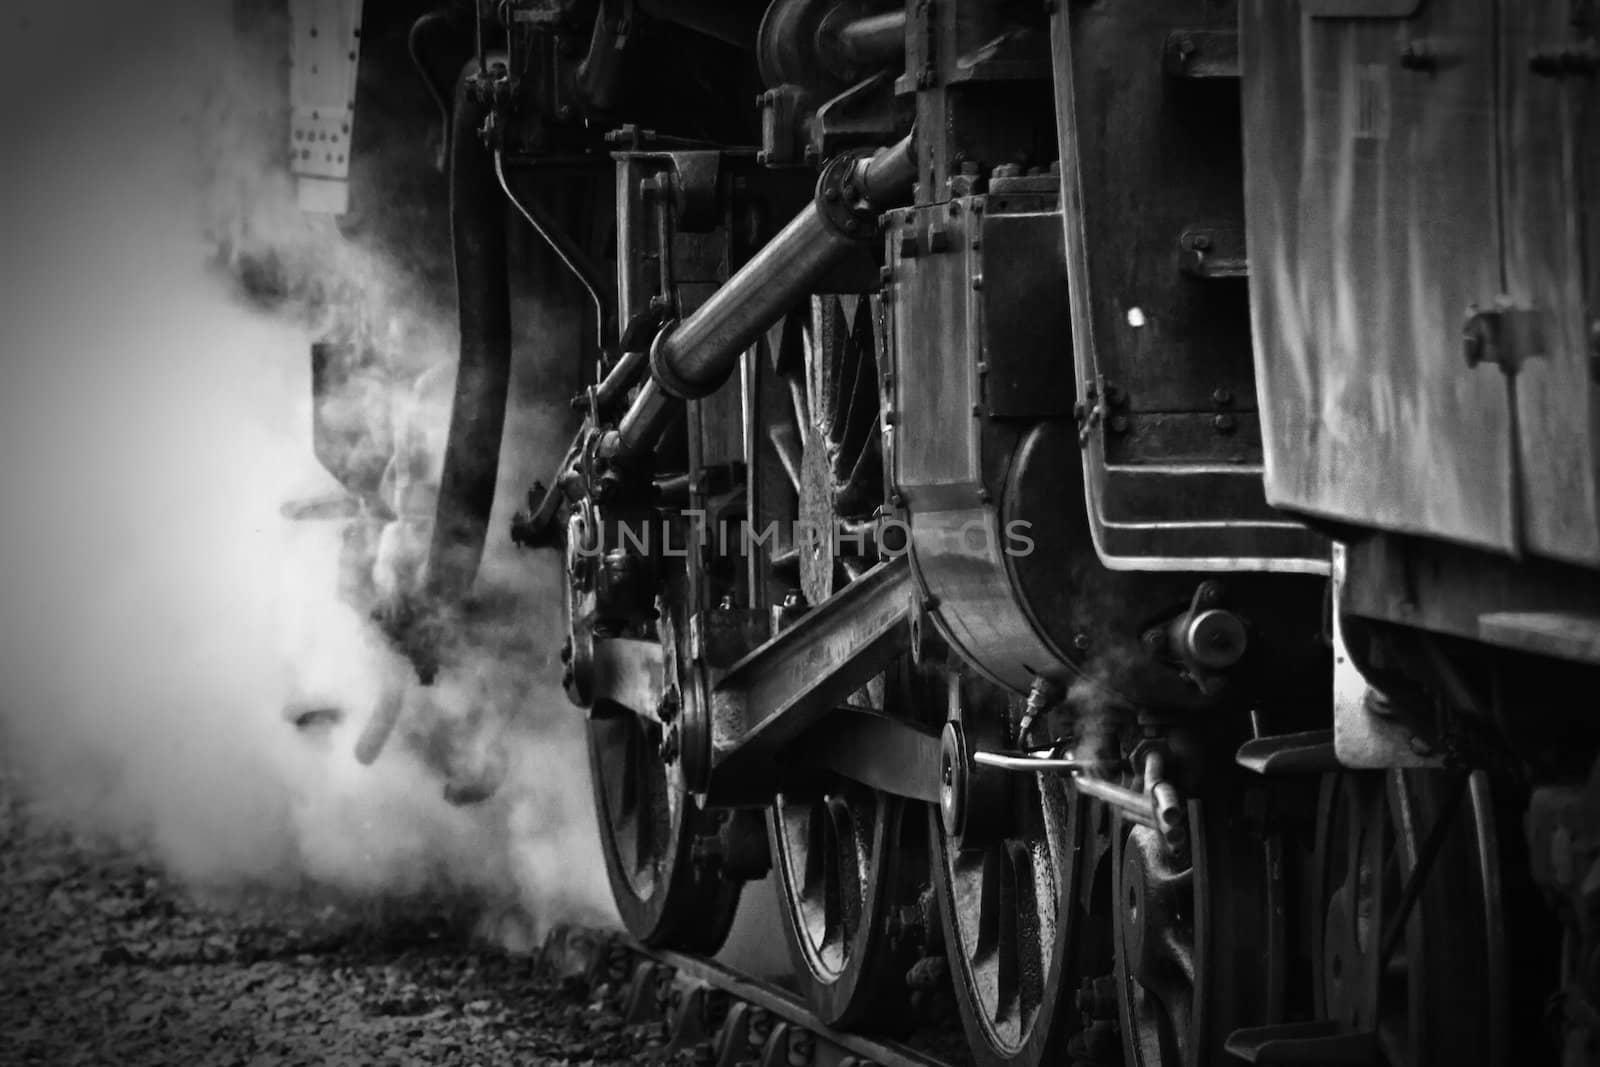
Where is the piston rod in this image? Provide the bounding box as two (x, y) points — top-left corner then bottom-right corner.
(609, 133), (916, 456)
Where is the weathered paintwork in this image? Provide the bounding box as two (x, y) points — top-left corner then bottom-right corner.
(1050, 0), (1329, 572)
(1243, 0), (1599, 567)
(1500, 0), (1600, 566)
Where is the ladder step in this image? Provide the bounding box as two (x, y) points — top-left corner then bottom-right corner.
(1235, 730), (1338, 775)
(1225, 1021), (1378, 1065)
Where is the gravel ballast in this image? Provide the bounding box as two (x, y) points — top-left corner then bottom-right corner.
(0, 773), (656, 1067)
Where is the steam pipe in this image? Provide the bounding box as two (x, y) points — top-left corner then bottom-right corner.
(611, 133), (917, 456)
(830, 10), (907, 68)
(425, 61), (513, 605)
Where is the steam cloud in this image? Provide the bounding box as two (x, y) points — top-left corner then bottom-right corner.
(0, 1), (614, 941)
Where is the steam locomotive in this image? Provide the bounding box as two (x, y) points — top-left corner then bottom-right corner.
(283, 0), (1600, 1063)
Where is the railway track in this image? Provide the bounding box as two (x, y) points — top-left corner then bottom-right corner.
(536, 925), (967, 1067)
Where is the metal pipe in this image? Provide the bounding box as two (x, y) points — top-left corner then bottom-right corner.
(616, 377), (675, 455)
(656, 204), (858, 388)
(974, 751), (1082, 772)
(832, 10), (907, 67)
(594, 348), (648, 410)
(610, 133), (916, 457)
(425, 61), (513, 605)
(1071, 776), (1158, 828)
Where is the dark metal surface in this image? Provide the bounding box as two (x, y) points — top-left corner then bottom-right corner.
(788, 707), (942, 804)
(1050, 3), (1328, 572)
(1339, 529), (1600, 665)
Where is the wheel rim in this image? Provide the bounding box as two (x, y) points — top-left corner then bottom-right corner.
(931, 679), (1088, 1064)
(773, 784), (878, 977)
(583, 590), (738, 951)
(1313, 770), (1503, 1067)
(769, 769), (912, 1028)
(1112, 782), (1280, 1067)
(1114, 817), (1198, 1067)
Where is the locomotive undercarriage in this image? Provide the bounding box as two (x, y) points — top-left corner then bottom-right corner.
(290, 0), (1600, 1063)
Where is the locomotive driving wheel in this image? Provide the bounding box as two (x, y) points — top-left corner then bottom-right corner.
(769, 698), (920, 1029)
(764, 293), (916, 1028)
(930, 677), (1104, 1067)
(581, 507), (741, 953)
(1312, 769), (1504, 1067)
(1112, 777), (1281, 1067)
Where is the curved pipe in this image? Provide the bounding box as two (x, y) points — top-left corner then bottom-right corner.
(425, 61), (513, 605)
(409, 9), (472, 164)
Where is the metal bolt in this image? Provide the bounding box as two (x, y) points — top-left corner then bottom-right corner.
(1109, 414), (1130, 434)
(1213, 413), (1238, 435)
(1212, 387), (1233, 406)
(1073, 632), (1092, 651)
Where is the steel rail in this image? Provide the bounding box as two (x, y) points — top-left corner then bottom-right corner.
(535, 924), (961, 1067)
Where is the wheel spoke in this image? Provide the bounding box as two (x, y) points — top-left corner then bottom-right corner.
(631, 727), (658, 877)
(1005, 839), (1046, 1020)
(769, 422), (804, 495)
(833, 299), (880, 488)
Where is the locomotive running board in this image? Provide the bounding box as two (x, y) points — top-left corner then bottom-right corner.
(704, 557), (919, 806)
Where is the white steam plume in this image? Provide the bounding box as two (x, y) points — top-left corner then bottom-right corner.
(0, 0), (614, 939)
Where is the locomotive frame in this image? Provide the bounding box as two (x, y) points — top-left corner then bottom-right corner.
(284, 1), (1600, 1064)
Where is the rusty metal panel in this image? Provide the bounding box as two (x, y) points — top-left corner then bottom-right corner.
(1241, 0), (1514, 552)
(1500, 0), (1600, 566)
